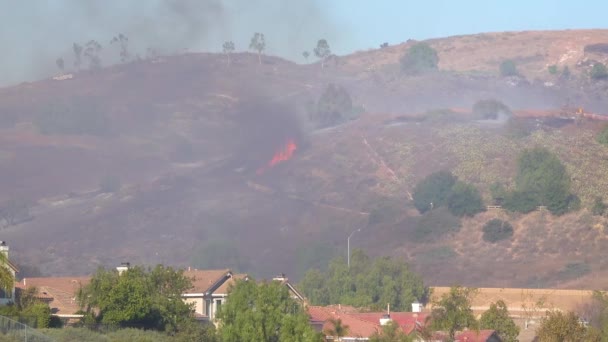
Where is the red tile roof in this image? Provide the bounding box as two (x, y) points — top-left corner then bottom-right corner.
(352, 312), (429, 335)
(456, 330), (498, 342)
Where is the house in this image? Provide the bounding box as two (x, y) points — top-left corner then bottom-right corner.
(14, 276), (90, 323)
(307, 304), (430, 341)
(181, 268), (248, 322)
(0, 241), (19, 305)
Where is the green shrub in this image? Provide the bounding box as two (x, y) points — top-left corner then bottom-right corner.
(40, 327), (109, 342)
(412, 171), (456, 214)
(413, 207), (461, 242)
(561, 65), (571, 79)
(400, 43), (439, 75)
(590, 63), (608, 80)
(596, 125), (608, 145)
(314, 84), (353, 128)
(547, 65), (558, 75)
(447, 181), (485, 217)
(499, 59), (518, 77)
(106, 328), (166, 342)
(482, 219), (514, 243)
(472, 99), (512, 120)
(592, 196), (606, 216)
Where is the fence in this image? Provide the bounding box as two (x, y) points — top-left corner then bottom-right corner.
(0, 315), (53, 342)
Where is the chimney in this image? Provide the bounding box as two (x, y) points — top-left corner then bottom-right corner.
(380, 303), (392, 326)
(412, 300), (422, 313)
(116, 262), (130, 275)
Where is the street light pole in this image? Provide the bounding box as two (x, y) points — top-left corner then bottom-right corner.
(347, 228), (361, 268)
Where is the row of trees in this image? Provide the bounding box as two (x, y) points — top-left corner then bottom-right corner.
(56, 34), (132, 73)
(299, 249), (428, 312)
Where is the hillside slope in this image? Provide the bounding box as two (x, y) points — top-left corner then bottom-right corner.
(1, 30), (608, 289)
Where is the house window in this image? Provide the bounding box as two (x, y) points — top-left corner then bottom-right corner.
(216, 299), (222, 312)
(0, 288), (9, 299)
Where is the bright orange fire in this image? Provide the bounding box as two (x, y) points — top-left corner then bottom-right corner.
(257, 139), (297, 174)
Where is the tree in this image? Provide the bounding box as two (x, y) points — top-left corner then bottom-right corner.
(314, 39), (331, 68)
(0, 199), (32, 227)
(447, 181), (485, 217)
(56, 58), (65, 72)
(314, 83), (353, 128)
(222, 41), (235, 65)
(73, 43), (83, 70)
(84, 40), (103, 70)
(302, 51), (310, 61)
(110, 33), (130, 63)
(400, 43), (439, 75)
(324, 318), (349, 340)
(482, 219), (514, 243)
(217, 278), (322, 342)
(536, 310), (596, 342)
(591, 63), (608, 80)
(548, 65), (559, 75)
(370, 320), (414, 342)
(429, 286), (478, 341)
(479, 300), (519, 342)
(412, 171), (457, 214)
(249, 32), (266, 65)
(512, 147), (572, 215)
(77, 265), (194, 332)
(0, 252), (14, 299)
(500, 60), (518, 77)
(299, 249), (428, 311)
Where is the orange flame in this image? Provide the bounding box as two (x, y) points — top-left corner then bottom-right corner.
(257, 139), (297, 174)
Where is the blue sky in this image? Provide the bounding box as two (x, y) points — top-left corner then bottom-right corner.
(0, 1), (607, 85)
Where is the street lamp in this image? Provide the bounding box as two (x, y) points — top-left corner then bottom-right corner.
(347, 228), (361, 268)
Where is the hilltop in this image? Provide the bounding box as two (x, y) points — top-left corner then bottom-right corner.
(1, 29), (608, 289)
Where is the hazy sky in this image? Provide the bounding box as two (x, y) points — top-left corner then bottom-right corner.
(1, 0), (607, 86)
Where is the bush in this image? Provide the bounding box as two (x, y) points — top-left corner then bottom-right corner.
(592, 196), (606, 216)
(413, 207), (461, 242)
(590, 63), (608, 80)
(412, 171), (456, 214)
(472, 99), (512, 120)
(400, 43), (439, 75)
(499, 59), (518, 77)
(561, 65), (571, 79)
(447, 181), (485, 217)
(548, 65), (558, 75)
(482, 219), (514, 243)
(314, 84), (353, 128)
(596, 124), (608, 145)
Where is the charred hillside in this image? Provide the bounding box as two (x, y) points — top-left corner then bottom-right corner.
(2, 30), (608, 289)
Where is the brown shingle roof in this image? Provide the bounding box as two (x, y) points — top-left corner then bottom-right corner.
(215, 273), (248, 295)
(15, 277), (91, 316)
(183, 269), (231, 294)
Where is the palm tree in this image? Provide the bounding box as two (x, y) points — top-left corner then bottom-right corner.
(325, 318), (350, 341)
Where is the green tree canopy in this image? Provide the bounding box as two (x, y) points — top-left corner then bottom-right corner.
(447, 181), (485, 217)
(536, 310), (597, 342)
(482, 219), (514, 243)
(217, 278), (322, 342)
(479, 300), (519, 342)
(77, 265), (193, 331)
(429, 286), (478, 341)
(299, 249), (428, 311)
(314, 83), (353, 128)
(314, 39), (331, 68)
(412, 171), (457, 214)
(506, 147), (573, 215)
(249, 32), (266, 64)
(591, 63), (608, 80)
(499, 60), (518, 77)
(400, 43), (439, 75)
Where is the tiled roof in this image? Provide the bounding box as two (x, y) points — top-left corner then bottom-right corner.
(456, 330), (497, 342)
(215, 273), (248, 295)
(15, 277), (91, 316)
(352, 312), (429, 335)
(308, 306), (381, 338)
(183, 269), (231, 294)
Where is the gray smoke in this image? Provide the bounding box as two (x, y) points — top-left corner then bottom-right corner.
(0, 0), (339, 86)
